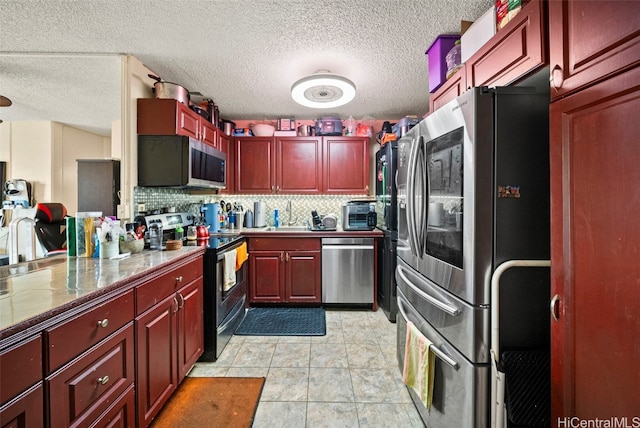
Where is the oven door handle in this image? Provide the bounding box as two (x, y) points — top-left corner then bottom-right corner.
(397, 264), (460, 317)
(397, 295), (459, 370)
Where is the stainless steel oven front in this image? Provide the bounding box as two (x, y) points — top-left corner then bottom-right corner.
(200, 236), (247, 362)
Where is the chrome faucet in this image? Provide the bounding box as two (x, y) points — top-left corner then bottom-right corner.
(286, 200), (297, 226)
(8, 217), (37, 265)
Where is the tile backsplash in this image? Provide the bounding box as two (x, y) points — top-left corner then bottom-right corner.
(134, 187), (372, 226)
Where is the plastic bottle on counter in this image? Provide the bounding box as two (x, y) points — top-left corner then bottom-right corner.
(273, 209), (279, 228)
(175, 223), (184, 240)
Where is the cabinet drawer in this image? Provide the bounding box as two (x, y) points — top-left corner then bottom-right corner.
(45, 290), (134, 373)
(248, 237), (320, 252)
(47, 323), (134, 428)
(92, 384), (135, 428)
(0, 334), (42, 406)
(136, 258), (203, 315)
(0, 382), (44, 428)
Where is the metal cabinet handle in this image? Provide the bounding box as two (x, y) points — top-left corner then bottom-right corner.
(280, 252), (284, 262)
(173, 297), (179, 313)
(177, 292), (185, 309)
(97, 319), (109, 328)
(285, 252), (289, 262)
(98, 375), (110, 385)
(550, 65), (564, 91)
(176, 275), (183, 283)
(550, 294), (561, 322)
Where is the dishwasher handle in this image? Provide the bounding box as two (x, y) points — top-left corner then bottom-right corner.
(322, 245), (374, 251)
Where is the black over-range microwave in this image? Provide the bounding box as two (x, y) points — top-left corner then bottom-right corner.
(138, 135), (226, 189)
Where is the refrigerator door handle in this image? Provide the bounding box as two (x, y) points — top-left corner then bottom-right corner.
(406, 135), (420, 257)
(398, 295), (460, 370)
(397, 264), (461, 316)
(416, 137), (428, 256)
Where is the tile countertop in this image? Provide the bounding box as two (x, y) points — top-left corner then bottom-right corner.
(0, 246), (205, 341)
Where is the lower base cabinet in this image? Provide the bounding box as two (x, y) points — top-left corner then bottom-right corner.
(0, 383), (44, 428)
(136, 277), (203, 427)
(0, 252), (204, 428)
(47, 324), (134, 428)
(249, 238), (321, 303)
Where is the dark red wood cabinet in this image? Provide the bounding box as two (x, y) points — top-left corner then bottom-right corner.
(0, 383), (44, 428)
(548, 0), (640, 100)
(135, 265), (204, 427)
(248, 238), (321, 304)
(322, 136), (370, 194)
(235, 136), (276, 194)
(218, 132), (234, 194)
(429, 0), (546, 113)
(549, 4), (640, 418)
(137, 98), (218, 148)
(276, 137), (323, 194)
(235, 136), (369, 195)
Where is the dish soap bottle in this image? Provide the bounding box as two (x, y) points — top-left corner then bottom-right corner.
(345, 116), (356, 136)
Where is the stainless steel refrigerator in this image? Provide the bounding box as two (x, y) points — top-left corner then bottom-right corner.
(396, 87), (551, 427)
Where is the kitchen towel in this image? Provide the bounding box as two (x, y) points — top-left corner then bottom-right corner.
(235, 242), (248, 271)
(223, 249), (237, 291)
(402, 321), (436, 410)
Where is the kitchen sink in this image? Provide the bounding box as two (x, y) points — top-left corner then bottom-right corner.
(264, 225), (310, 232)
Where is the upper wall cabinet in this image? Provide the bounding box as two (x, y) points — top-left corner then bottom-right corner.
(429, 0), (546, 112)
(137, 99), (217, 148)
(322, 136), (370, 195)
(234, 136), (368, 195)
(548, 0), (640, 100)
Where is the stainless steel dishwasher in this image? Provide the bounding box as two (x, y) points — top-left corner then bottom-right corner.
(322, 237), (374, 304)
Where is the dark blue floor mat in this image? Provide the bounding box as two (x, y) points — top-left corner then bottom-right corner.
(235, 307), (326, 336)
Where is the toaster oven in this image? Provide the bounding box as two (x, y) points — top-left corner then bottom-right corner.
(342, 203), (376, 231)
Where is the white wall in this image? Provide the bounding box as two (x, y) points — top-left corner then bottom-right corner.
(0, 120), (109, 213)
(119, 55), (155, 219)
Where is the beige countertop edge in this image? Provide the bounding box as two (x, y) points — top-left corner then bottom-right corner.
(0, 246), (205, 345)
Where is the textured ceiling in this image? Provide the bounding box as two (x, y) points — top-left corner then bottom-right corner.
(0, 0), (492, 136)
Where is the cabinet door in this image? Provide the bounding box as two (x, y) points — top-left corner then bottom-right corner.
(0, 383), (43, 428)
(200, 120), (217, 148)
(176, 102), (200, 140)
(285, 250), (321, 302)
(323, 137), (370, 194)
(235, 137), (276, 194)
(135, 294), (178, 427)
(429, 66), (466, 113)
(276, 137), (322, 194)
(91, 385), (135, 428)
(176, 279), (204, 380)
(549, 0), (640, 100)
(249, 251), (284, 302)
(218, 133), (234, 194)
(467, 0), (545, 89)
(550, 67), (640, 418)
(137, 98), (200, 140)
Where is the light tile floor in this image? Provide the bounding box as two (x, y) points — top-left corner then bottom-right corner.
(189, 308), (425, 427)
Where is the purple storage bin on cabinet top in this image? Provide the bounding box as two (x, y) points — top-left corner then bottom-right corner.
(425, 34), (461, 93)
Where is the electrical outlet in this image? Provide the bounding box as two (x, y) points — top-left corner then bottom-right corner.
(117, 204), (128, 219)
(137, 203), (146, 212)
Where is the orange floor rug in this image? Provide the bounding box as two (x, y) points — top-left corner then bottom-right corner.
(151, 377), (265, 428)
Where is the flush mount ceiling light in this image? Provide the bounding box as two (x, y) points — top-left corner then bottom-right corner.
(291, 71), (356, 109)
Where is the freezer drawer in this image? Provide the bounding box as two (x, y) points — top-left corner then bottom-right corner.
(397, 288), (489, 428)
(322, 237), (374, 304)
(396, 257), (489, 363)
